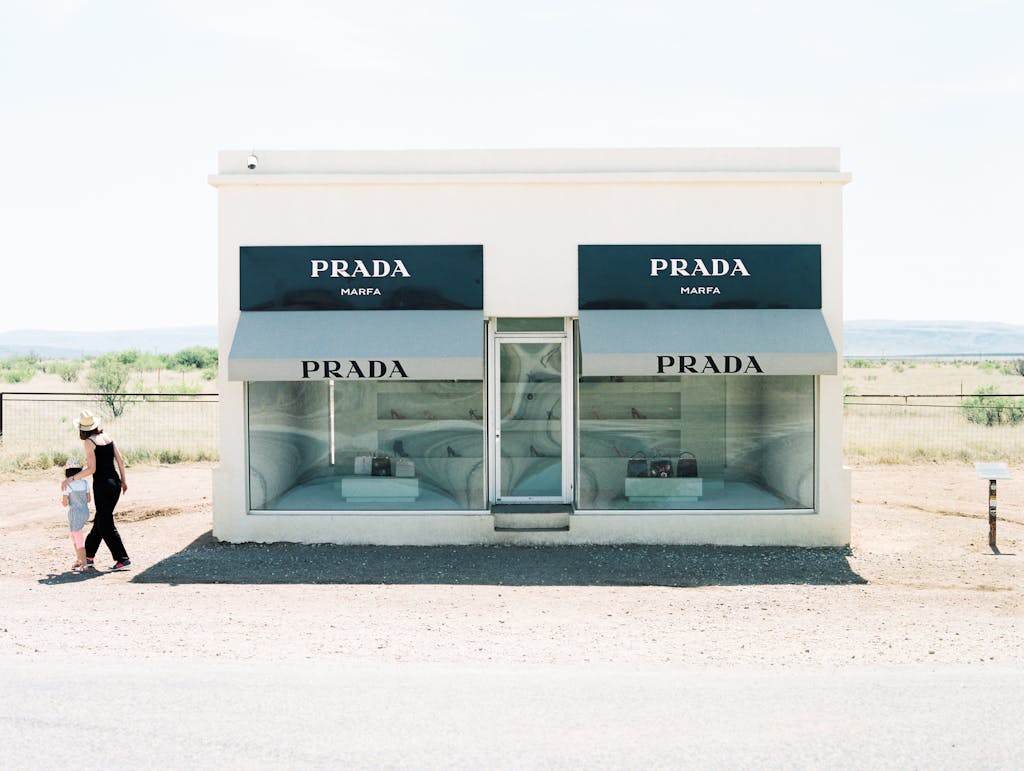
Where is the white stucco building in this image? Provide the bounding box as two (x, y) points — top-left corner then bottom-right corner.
(209, 147), (851, 545)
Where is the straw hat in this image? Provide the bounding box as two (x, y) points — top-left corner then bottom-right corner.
(73, 410), (102, 431)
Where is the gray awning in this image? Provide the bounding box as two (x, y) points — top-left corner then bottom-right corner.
(228, 310), (483, 381)
(579, 309), (837, 376)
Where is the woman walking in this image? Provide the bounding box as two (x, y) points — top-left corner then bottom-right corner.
(61, 410), (130, 571)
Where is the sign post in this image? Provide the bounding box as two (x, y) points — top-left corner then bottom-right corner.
(974, 463), (1011, 550)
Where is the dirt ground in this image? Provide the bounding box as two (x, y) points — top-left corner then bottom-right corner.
(0, 461), (1020, 667)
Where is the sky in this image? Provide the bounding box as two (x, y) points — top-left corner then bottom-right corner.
(1, 0), (1022, 332)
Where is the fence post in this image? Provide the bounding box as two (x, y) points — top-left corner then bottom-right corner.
(0, 392), (4, 438)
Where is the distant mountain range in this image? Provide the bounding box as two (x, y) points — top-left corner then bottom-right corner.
(1, 320), (1022, 359)
(844, 320), (1024, 357)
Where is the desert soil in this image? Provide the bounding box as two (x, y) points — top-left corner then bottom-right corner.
(0, 461), (1020, 667)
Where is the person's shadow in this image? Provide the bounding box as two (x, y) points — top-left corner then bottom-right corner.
(38, 569), (107, 585)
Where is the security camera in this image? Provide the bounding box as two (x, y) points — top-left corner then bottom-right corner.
(246, 154), (258, 170)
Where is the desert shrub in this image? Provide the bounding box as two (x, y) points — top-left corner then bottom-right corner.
(51, 361), (82, 383)
(847, 359), (880, 369)
(1, 354), (40, 382)
(961, 386), (1024, 426)
(168, 346), (218, 370)
(157, 449), (184, 464)
(86, 359), (131, 417)
(2, 366), (35, 383)
(1010, 359), (1024, 377)
(201, 366), (218, 381)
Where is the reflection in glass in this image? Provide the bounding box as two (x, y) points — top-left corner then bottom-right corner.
(499, 342), (562, 498)
(578, 376), (814, 510)
(248, 380), (485, 511)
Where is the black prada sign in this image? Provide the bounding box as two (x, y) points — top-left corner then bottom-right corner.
(241, 245), (483, 311)
(301, 360), (409, 379)
(578, 245), (821, 310)
(657, 354), (763, 374)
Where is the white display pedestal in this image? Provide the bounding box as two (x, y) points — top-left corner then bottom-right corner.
(624, 477), (702, 502)
(340, 476), (420, 503)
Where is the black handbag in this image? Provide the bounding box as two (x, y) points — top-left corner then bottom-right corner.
(650, 455), (674, 478)
(371, 454), (393, 477)
(626, 451), (649, 478)
(677, 451), (698, 478)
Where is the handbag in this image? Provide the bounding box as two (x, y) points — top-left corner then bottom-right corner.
(677, 451), (699, 478)
(354, 454), (373, 475)
(650, 455), (674, 478)
(626, 451), (649, 478)
(394, 459), (415, 478)
(371, 454), (393, 477)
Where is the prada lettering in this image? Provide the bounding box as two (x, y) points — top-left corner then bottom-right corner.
(649, 258), (750, 277)
(656, 355), (764, 374)
(309, 259), (411, 279)
(301, 360), (410, 379)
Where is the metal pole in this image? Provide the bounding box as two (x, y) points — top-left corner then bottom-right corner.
(989, 479), (997, 550)
(0, 391), (4, 438)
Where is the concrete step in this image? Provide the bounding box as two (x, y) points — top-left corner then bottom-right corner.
(492, 504), (572, 532)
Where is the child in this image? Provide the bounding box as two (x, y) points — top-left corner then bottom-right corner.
(62, 458), (92, 572)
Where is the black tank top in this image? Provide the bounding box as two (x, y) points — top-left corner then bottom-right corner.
(91, 439), (119, 482)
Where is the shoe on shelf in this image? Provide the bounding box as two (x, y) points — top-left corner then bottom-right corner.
(109, 560), (131, 572)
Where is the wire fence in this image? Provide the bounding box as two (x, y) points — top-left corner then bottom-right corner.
(0, 392), (219, 463)
(844, 394), (1024, 463)
(3, 391), (1023, 467)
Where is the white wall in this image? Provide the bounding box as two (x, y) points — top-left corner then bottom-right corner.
(211, 148), (851, 546)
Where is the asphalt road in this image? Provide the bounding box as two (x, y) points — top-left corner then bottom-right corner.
(2, 657), (1022, 769)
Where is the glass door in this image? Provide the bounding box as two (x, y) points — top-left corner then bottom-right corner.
(490, 334), (573, 503)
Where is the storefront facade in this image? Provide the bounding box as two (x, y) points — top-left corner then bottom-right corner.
(210, 148), (851, 545)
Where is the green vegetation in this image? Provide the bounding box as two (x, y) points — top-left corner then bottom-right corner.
(86, 358), (132, 416)
(0, 346), (217, 393)
(0, 447), (219, 472)
(49, 361), (82, 382)
(0, 354), (40, 383)
(961, 386), (1024, 426)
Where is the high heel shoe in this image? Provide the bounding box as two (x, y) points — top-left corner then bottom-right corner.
(529, 444), (545, 457)
(393, 440), (408, 457)
(447, 445), (461, 457)
(469, 409), (481, 420)
(630, 407), (646, 419)
(390, 408), (405, 419)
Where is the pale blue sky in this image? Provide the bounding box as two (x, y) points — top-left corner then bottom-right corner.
(2, 0), (1021, 331)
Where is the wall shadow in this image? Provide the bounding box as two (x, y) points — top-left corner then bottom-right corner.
(133, 531), (866, 587)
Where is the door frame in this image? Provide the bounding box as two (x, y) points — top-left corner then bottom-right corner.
(487, 321), (574, 505)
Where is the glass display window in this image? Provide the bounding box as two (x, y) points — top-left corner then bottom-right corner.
(247, 380), (485, 511)
(578, 375), (815, 510)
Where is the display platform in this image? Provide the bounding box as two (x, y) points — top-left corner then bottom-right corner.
(339, 476), (420, 503)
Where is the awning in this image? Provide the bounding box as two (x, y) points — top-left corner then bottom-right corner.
(579, 309), (837, 376)
(228, 310), (483, 381)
